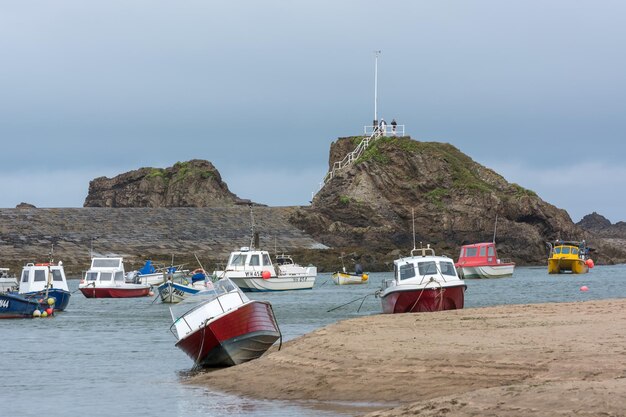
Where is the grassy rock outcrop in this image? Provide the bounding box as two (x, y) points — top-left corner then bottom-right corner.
(290, 136), (626, 265)
(84, 159), (252, 208)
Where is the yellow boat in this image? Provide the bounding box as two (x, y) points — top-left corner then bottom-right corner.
(331, 271), (369, 285)
(547, 240), (593, 274)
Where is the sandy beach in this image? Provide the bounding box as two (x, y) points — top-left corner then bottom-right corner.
(189, 299), (626, 416)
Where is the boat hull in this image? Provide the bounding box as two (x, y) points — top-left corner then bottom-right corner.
(79, 285), (150, 298)
(380, 285), (466, 314)
(457, 264), (514, 279)
(0, 293), (43, 319)
(230, 276), (315, 292)
(157, 281), (200, 303)
(175, 301), (280, 367)
(331, 272), (368, 285)
(21, 289), (71, 311)
(548, 258), (589, 274)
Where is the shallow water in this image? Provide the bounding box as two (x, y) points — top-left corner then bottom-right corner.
(1, 265), (625, 417)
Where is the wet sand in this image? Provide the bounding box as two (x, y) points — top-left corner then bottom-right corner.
(189, 299), (626, 416)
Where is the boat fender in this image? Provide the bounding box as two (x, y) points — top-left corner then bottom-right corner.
(261, 271), (271, 280)
(585, 259), (594, 268)
(362, 274), (369, 281)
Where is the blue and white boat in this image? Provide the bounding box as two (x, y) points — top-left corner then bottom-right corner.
(18, 262), (71, 311)
(157, 268), (210, 303)
(0, 292), (47, 319)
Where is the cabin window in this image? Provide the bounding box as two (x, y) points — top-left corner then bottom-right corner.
(479, 246), (486, 257)
(249, 255), (260, 266)
(488, 246), (495, 257)
(459, 248), (465, 258)
(52, 269), (63, 282)
(465, 247), (477, 257)
(114, 271), (124, 282)
(440, 262), (456, 276)
(229, 254), (246, 267)
(554, 247), (561, 254)
(86, 272), (98, 281)
(100, 272), (112, 282)
(399, 263), (416, 280)
(21, 270), (29, 283)
(572, 248), (578, 255)
(418, 261), (438, 276)
(34, 270), (46, 282)
(262, 254), (272, 266)
(93, 259), (121, 268)
(561, 247), (570, 255)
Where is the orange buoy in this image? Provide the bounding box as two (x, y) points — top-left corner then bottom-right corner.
(45, 308), (53, 316)
(585, 259), (594, 268)
(580, 285), (589, 292)
(261, 271), (271, 280)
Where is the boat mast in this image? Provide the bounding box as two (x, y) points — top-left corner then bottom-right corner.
(374, 50), (381, 125)
(412, 208), (416, 251)
(492, 214), (498, 243)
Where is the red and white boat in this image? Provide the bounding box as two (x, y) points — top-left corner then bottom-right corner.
(377, 245), (466, 314)
(170, 278), (281, 367)
(455, 242), (515, 279)
(79, 257), (151, 298)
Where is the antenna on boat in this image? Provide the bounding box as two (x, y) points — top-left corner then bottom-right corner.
(249, 204), (256, 249)
(412, 208), (417, 251)
(492, 214), (498, 243)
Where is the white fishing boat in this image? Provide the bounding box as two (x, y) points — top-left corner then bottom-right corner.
(377, 244), (466, 314)
(213, 247), (316, 292)
(169, 278), (281, 367)
(79, 257), (151, 298)
(0, 268), (18, 292)
(158, 269), (212, 303)
(19, 262), (72, 310)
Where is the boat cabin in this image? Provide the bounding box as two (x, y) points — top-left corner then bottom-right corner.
(392, 247), (459, 284)
(456, 242), (502, 267)
(84, 257), (126, 284)
(550, 241), (589, 260)
(275, 254), (294, 266)
(19, 262), (69, 294)
(226, 247), (275, 272)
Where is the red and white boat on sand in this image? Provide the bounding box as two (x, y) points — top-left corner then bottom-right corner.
(377, 245), (466, 314)
(170, 278), (281, 367)
(79, 257), (151, 298)
(455, 242), (515, 279)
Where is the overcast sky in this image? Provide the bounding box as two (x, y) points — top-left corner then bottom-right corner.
(1, 1), (625, 223)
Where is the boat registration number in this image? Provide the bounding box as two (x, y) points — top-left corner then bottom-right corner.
(292, 277), (308, 282)
(0, 300), (9, 308)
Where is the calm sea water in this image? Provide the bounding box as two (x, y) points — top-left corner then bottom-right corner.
(2, 265), (626, 417)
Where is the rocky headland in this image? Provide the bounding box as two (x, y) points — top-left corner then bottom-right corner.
(84, 159), (254, 208)
(290, 136), (626, 265)
(2, 137), (625, 272)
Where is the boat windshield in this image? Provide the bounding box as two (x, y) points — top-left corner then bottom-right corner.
(92, 258), (122, 268)
(561, 247), (571, 255)
(51, 269), (64, 281)
(229, 253), (246, 267)
(85, 272), (98, 281)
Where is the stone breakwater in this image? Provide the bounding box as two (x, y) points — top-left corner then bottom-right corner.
(0, 207), (324, 274)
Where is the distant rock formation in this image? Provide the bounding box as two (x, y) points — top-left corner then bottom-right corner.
(290, 136), (626, 264)
(16, 202), (36, 209)
(84, 159), (253, 208)
(578, 212), (626, 238)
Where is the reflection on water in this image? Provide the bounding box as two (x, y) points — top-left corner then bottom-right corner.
(1, 265), (625, 416)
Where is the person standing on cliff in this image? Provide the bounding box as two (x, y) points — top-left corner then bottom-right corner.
(391, 118), (397, 136)
(379, 118), (387, 136)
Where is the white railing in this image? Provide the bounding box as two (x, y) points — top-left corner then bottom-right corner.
(317, 124), (406, 190)
(364, 124), (405, 137)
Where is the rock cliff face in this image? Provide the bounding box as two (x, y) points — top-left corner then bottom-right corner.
(290, 136), (626, 264)
(84, 160), (251, 207)
(578, 212), (626, 238)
